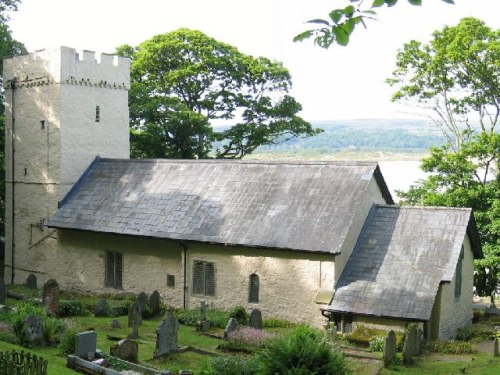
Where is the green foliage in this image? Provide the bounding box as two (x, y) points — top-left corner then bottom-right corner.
(295, 0), (454, 48)
(229, 306), (248, 325)
(175, 307), (230, 329)
(120, 28), (320, 160)
(200, 355), (259, 375)
(455, 325), (496, 342)
(59, 329), (76, 355)
(56, 300), (89, 317)
(369, 336), (385, 352)
(218, 327), (272, 354)
(345, 325), (404, 350)
(262, 318), (296, 328)
(258, 325), (352, 375)
(425, 340), (477, 355)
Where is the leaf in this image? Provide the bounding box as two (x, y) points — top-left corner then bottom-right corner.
(293, 30), (314, 42)
(343, 5), (355, 16)
(442, 0), (455, 3)
(362, 10), (377, 15)
(385, 0), (398, 6)
(333, 26), (350, 46)
(343, 19), (357, 35)
(372, 0), (385, 7)
(408, 0), (422, 5)
(329, 10), (344, 24)
(306, 18), (330, 26)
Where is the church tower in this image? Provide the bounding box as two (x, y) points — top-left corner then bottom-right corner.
(3, 47), (130, 284)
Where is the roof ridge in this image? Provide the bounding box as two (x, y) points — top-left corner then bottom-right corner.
(97, 158), (380, 166)
(375, 204), (472, 212)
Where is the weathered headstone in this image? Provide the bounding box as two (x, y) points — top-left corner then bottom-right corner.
(223, 318), (239, 339)
(111, 319), (121, 329)
(402, 325), (418, 365)
(383, 330), (396, 367)
(136, 292), (148, 315)
(95, 299), (107, 317)
(0, 279), (6, 304)
(26, 274), (37, 289)
(110, 339), (138, 363)
(494, 337), (499, 357)
(42, 279), (59, 315)
(200, 300), (207, 321)
(249, 308), (263, 329)
(75, 331), (97, 360)
(149, 290), (161, 316)
(25, 315), (46, 347)
(154, 310), (179, 357)
(128, 320), (139, 339)
(128, 302), (142, 327)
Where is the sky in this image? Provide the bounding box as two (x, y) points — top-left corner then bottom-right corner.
(6, 0), (500, 122)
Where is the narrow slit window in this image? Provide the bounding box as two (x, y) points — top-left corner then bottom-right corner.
(249, 273), (259, 303)
(40, 120), (45, 129)
(167, 274), (175, 287)
(95, 105), (100, 122)
(455, 245), (464, 302)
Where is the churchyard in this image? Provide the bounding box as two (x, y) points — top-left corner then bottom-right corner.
(0, 280), (500, 374)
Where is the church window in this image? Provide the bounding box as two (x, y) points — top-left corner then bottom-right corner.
(193, 260), (215, 296)
(455, 246), (464, 302)
(248, 273), (259, 303)
(105, 251), (122, 289)
(167, 274), (175, 287)
(95, 105), (100, 122)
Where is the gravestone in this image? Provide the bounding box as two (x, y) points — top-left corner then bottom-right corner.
(383, 330), (397, 367)
(111, 319), (121, 329)
(402, 325), (418, 365)
(223, 318), (239, 339)
(42, 279), (59, 315)
(249, 308), (263, 329)
(200, 300), (207, 321)
(25, 315), (46, 347)
(128, 320), (139, 339)
(110, 339), (138, 363)
(95, 299), (107, 317)
(0, 279), (6, 304)
(136, 292), (148, 315)
(494, 337), (499, 357)
(154, 310), (179, 357)
(75, 331), (97, 360)
(149, 290), (161, 316)
(27, 274), (37, 289)
(128, 302), (142, 327)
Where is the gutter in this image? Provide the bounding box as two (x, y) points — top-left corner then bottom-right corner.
(9, 78), (16, 284)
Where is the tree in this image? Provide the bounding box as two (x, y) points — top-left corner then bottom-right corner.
(0, 0), (26, 235)
(392, 19), (500, 298)
(387, 17), (500, 150)
(118, 29), (320, 160)
(294, 0), (454, 48)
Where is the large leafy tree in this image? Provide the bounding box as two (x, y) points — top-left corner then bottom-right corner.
(118, 29), (320, 159)
(0, 0), (26, 235)
(392, 19), (500, 298)
(294, 0), (455, 48)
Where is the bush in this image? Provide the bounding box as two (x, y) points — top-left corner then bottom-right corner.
(201, 355), (259, 375)
(57, 300), (89, 317)
(425, 340), (477, 355)
(174, 308), (231, 329)
(59, 329), (77, 355)
(229, 306), (248, 325)
(455, 325), (495, 342)
(369, 336), (384, 352)
(258, 325), (352, 375)
(218, 327), (273, 354)
(263, 318), (296, 328)
(346, 325), (404, 350)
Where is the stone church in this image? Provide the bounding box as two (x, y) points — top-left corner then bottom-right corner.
(3, 47), (482, 339)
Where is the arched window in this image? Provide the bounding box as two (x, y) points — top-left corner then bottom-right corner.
(248, 273), (259, 303)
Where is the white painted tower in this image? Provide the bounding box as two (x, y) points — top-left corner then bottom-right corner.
(3, 47), (130, 284)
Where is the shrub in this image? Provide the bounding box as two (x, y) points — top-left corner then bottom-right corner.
(201, 355), (259, 375)
(57, 300), (89, 317)
(263, 318), (296, 328)
(369, 336), (384, 352)
(455, 325), (495, 342)
(59, 329), (77, 355)
(346, 325), (404, 350)
(258, 325), (352, 375)
(425, 340), (477, 355)
(218, 327), (273, 353)
(174, 308), (231, 329)
(229, 306), (248, 325)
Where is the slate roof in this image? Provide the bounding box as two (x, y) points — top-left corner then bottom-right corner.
(327, 205), (482, 321)
(48, 158), (393, 254)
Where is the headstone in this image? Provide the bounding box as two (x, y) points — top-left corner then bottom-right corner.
(249, 308), (263, 329)
(95, 299), (107, 317)
(128, 320), (139, 339)
(25, 315), (46, 347)
(42, 279), (59, 315)
(494, 337), (499, 357)
(75, 331), (97, 360)
(110, 339), (139, 363)
(200, 300), (207, 321)
(149, 290), (161, 316)
(383, 330), (397, 367)
(0, 279), (6, 304)
(111, 319), (121, 329)
(154, 310), (179, 357)
(402, 325), (418, 365)
(223, 318), (239, 339)
(26, 274), (37, 289)
(136, 292), (148, 315)
(128, 302), (142, 327)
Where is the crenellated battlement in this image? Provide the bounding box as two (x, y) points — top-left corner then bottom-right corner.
(3, 46), (130, 89)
